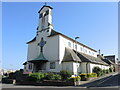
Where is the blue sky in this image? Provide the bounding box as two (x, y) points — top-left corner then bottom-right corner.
(2, 2), (118, 70)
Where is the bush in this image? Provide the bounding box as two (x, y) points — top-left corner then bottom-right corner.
(54, 74), (62, 80)
(28, 73), (44, 82)
(109, 68), (113, 72)
(2, 77), (14, 84)
(106, 69), (110, 74)
(91, 73), (97, 77)
(69, 76), (81, 82)
(93, 67), (102, 77)
(87, 73), (97, 78)
(44, 72), (55, 80)
(60, 70), (72, 80)
(14, 70), (24, 82)
(9, 72), (16, 79)
(80, 73), (88, 81)
(102, 69), (106, 75)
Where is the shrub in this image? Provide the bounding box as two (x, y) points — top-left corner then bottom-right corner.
(14, 70), (24, 82)
(44, 72), (55, 80)
(8, 72), (16, 79)
(69, 76), (81, 82)
(100, 70), (104, 76)
(2, 77), (13, 84)
(93, 67), (102, 77)
(80, 73), (88, 81)
(87, 73), (93, 78)
(109, 68), (113, 72)
(54, 74), (62, 80)
(102, 69), (106, 75)
(87, 73), (97, 78)
(28, 72), (44, 82)
(106, 69), (110, 74)
(60, 70), (72, 80)
(91, 73), (97, 77)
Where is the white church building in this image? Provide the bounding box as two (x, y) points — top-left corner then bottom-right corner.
(23, 5), (110, 75)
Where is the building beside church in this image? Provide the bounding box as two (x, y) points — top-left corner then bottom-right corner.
(23, 5), (113, 75)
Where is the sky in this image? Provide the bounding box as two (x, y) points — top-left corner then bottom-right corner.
(2, 2), (118, 70)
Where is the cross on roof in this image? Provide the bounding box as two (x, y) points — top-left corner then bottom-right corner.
(45, 2), (47, 6)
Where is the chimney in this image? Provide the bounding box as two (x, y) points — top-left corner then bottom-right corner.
(98, 49), (101, 55)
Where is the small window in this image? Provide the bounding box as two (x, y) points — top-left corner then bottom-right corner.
(80, 47), (83, 51)
(92, 52), (94, 55)
(39, 13), (42, 18)
(50, 62), (55, 69)
(68, 42), (71, 47)
(37, 26), (39, 30)
(75, 45), (77, 50)
(24, 65), (26, 70)
(84, 49), (87, 53)
(46, 10), (49, 15)
(47, 30), (49, 32)
(29, 64), (32, 70)
(89, 51), (91, 54)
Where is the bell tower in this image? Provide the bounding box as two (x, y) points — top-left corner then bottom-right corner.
(37, 4), (53, 36)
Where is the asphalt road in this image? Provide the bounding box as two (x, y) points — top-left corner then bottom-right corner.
(79, 72), (120, 88)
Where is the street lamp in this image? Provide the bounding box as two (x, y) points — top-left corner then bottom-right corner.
(75, 36), (80, 75)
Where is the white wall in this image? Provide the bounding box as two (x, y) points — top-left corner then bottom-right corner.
(59, 35), (97, 63)
(27, 33), (62, 72)
(89, 63), (110, 73)
(81, 62), (87, 73)
(72, 62), (81, 75)
(46, 61), (61, 72)
(62, 62), (73, 72)
(27, 41), (39, 61)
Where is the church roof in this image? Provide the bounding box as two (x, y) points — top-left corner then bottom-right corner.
(48, 30), (97, 52)
(76, 51), (108, 65)
(62, 47), (81, 62)
(62, 47), (108, 65)
(102, 59), (114, 65)
(38, 5), (53, 13)
(28, 52), (48, 63)
(27, 29), (97, 52)
(26, 37), (36, 44)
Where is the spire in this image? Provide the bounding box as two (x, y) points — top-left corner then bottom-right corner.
(44, 2), (47, 6)
(38, 4), (53, 13)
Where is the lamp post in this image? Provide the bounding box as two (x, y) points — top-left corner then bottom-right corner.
(75, 36), (80, 75)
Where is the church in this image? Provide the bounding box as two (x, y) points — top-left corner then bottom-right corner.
(23, 4), (111, 75)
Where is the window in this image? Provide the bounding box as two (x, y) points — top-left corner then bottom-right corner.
(68, 42), (71, 47)
(75, 45), (77, 50)
(84, 49), (87, 53)
(47, 30), (49, 32)
(89, 51), (91, 54)
(29, 63), (32, 70)
(80, 47), (83, 51)
(39, 13), (42, 18)
(24, 65), (26, 70)
(37, 26), (39, 30)
(50, 62), (55, 69)
(92, 52), (94, 55)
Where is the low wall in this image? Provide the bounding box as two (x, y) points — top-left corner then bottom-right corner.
(16, 80), (80, 86)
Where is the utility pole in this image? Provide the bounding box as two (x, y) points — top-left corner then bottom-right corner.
(75, 36), (80, 76)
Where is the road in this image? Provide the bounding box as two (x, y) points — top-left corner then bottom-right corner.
(79, 72), (120, 88)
